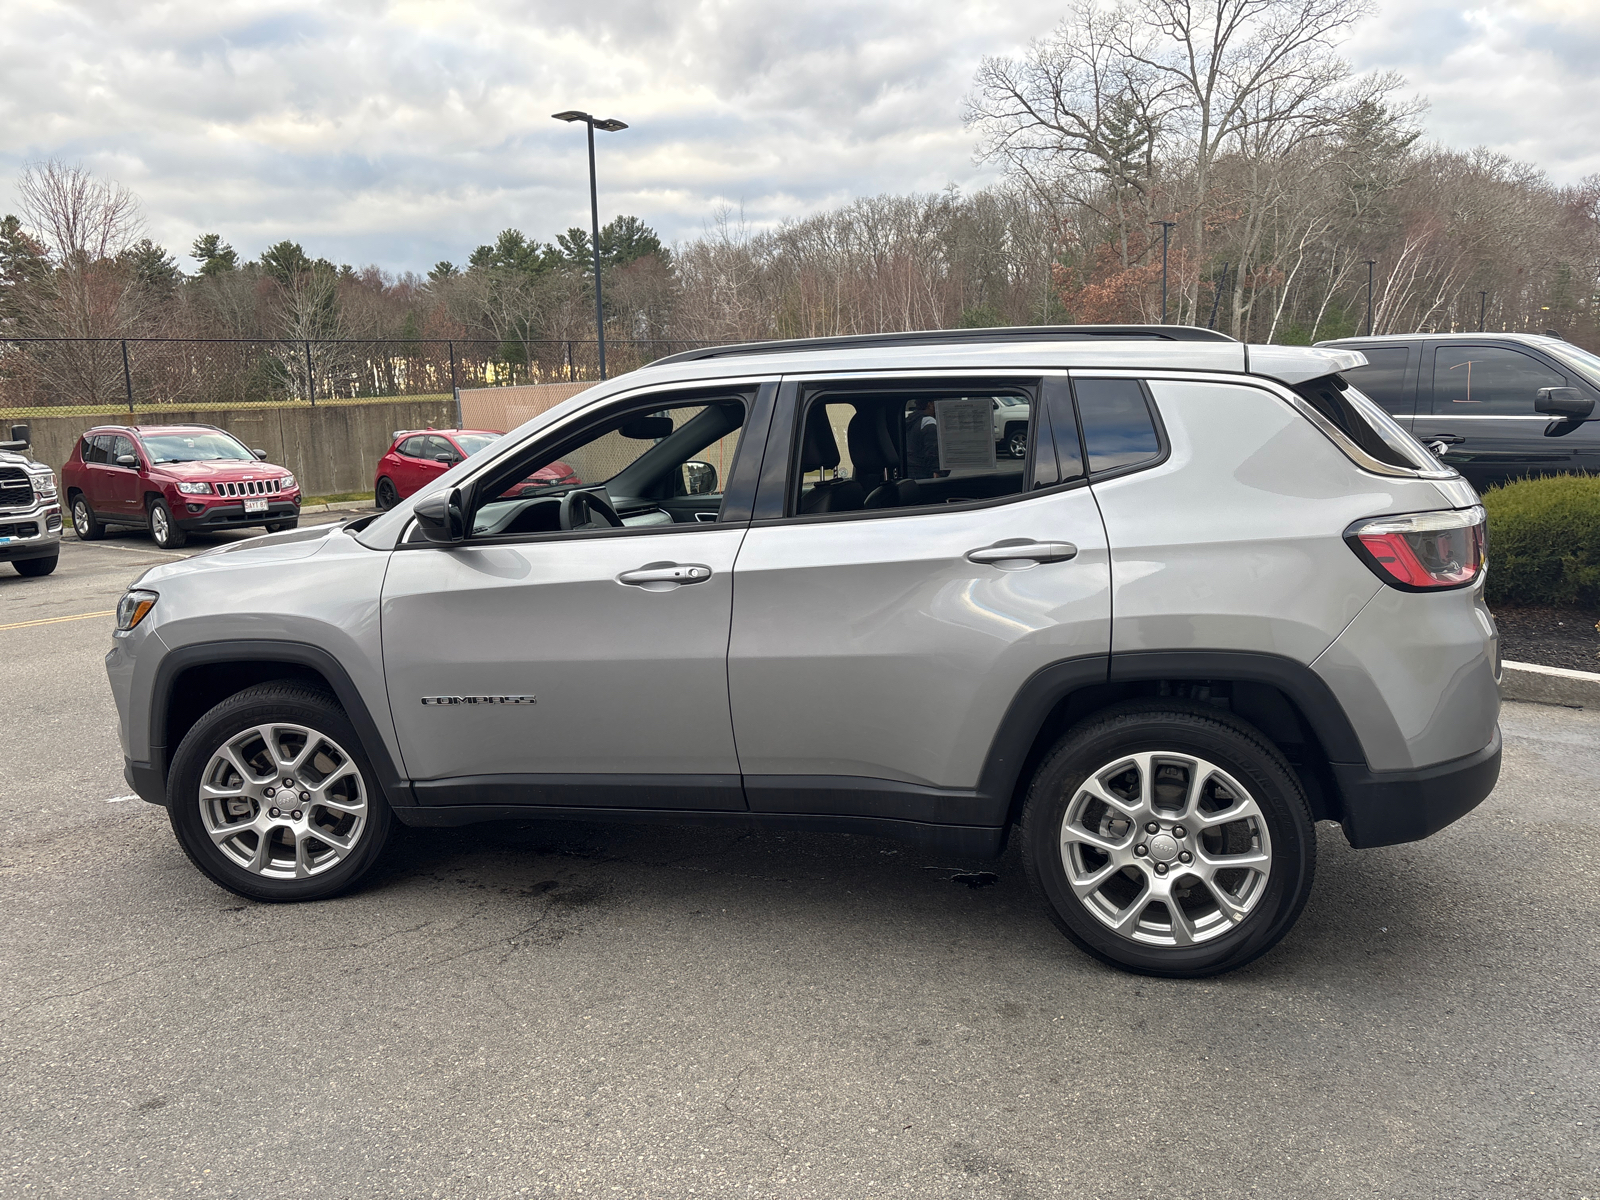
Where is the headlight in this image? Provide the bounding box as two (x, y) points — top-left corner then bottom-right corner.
(176, 481), (212, 495)
(279, 474), (296, 491)
(115, 589), (158, 632)
(30, 471), (56, 500)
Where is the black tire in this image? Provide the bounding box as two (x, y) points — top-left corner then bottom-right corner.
(147, 498), (187, 548)
(14, 554), (58, 577)
(375, 476), (399, 511)
(71, 494), (103, 541)
(265, 520), (299, 533)
(1019, 700), (1315, 978)
(166, 683), (393, 902)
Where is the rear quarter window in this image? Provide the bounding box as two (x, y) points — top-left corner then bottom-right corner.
(1074, 379), (1162, 475)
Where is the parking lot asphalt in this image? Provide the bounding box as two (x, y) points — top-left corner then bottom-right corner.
(1, 524), (1596, 1200)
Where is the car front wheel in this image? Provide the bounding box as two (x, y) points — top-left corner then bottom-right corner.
(148, 498), (187, 548)
(166, 683), (393, 902)
(13, 555), (58, 576)
(1019, 700), (1315, 977)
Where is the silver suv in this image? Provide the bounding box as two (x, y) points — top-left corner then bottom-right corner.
(107, 326), (1501, 977)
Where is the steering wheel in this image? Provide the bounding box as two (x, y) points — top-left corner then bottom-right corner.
(558, 488), (624, 531)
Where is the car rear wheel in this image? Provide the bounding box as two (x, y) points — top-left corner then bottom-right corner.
(375, 476), (399, 510)
(71, 495), (103, 541)
(148, 498), (186, 548)
(1019, 700), (1315, 977)
(166, 683), (393, 902)
(1006, 425), (1028, 458)
(13, 555), (57, 577)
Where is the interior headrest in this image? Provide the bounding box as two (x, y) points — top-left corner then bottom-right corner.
(800, 404), (840, 472)
(847, 406), (898, 475)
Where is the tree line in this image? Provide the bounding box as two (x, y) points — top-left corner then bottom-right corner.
(2, 0), (1596, 408)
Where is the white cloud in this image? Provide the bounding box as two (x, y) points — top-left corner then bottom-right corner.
(1, 0), (1596, 274)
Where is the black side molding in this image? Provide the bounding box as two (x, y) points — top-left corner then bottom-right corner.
(412, 774), (747, 812)
(975, 655), (1112, 815)
(391, 803), (1007, 859)
(148, 640), (410, 808)
(1107, 649), (1366, 763)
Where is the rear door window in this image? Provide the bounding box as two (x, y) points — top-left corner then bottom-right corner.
(1429, 346), (1566, 415)
(790, 386), (1035, 516)
(82, 436), (108, 465)
(1074, 379), (1163, 475)
(1342, 346), (1414, 415)
(397, 436), (427, 458)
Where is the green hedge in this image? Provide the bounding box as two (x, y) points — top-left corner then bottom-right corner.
(1483, 474), (1600, 607)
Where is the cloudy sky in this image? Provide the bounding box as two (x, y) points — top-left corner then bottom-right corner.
(1, 0), (1596, 275)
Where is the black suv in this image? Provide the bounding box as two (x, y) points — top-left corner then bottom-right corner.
(1319, 332), (1600, 489)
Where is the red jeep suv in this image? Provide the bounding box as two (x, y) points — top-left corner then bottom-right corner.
(63, 424), (301, 549)
(374, 428), (578, 509)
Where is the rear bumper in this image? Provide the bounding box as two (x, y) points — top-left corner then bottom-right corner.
(176, 499), (299, 530)
(1334, 726), (1501, 848)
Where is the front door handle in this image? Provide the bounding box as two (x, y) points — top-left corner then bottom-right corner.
(617, 562), (713, 590)
(966, 540), (1079, 568)
(1418, 433), (1465, 444)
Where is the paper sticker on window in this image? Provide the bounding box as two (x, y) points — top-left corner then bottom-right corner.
(935, 398), (997, 472)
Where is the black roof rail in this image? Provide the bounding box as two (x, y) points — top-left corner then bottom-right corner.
(649, 324), (1237, 367)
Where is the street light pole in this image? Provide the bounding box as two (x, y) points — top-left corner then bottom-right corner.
(553, 110), (629, 380)
(1364, 259), (1376, 336)
(1479, 290), (1488, 332)
(1153, 221), (1177, 323)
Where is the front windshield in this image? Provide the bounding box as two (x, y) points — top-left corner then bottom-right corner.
(141, 432), (255, 464)
(1543, 341), (1600, 391)
(453, 433), (500, 456)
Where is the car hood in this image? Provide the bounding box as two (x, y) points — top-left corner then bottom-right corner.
(149, 461), (290, 481)
(133, 520), (341, 587)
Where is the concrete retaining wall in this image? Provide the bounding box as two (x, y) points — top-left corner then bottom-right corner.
(458, 382), (596, 434)
(18, 398), (460, 498)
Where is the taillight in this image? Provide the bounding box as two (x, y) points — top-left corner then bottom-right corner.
(1345, 505), (1485, 591)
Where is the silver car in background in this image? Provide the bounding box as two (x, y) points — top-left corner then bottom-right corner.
(106, 326), (1499, 976)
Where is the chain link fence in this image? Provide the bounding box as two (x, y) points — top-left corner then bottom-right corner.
(0, 337), (713, 415)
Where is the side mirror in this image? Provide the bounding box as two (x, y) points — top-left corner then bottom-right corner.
(413, 488), (466, 544)
(434, 453), (459, 464)
(1, 423), (31, 451)
(253, 448), (269, 461)
(116, 454), (138, 468)
(683, 461), (718, 495)
(1535, 387), (1593, 419)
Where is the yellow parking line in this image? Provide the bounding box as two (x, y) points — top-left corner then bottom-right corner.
(0, 609), (116, 632)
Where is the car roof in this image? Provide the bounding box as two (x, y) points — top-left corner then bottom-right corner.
(618, 331), (1363, 390)
(392, 428), (501, 440)
(86, 423), (224, 436)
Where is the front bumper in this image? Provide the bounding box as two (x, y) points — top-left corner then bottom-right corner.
(1335, 726), (1502, 848)
(175, 498), (299, 530)
(0, 502), (63, 560)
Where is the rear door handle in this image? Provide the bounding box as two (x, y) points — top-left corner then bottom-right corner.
(617, 562), (713, 590)
(966, 540), (1079, 568)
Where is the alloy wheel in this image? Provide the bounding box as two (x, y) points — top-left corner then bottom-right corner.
(73, 500), (91, 536)
(197, 722), (369, 879)
(1059, 750), (1272, 947)
(151, 506), (170, 544)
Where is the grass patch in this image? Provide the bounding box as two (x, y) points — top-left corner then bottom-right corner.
(1483, 473), (1600, 607)
(302, 491), (375, 507)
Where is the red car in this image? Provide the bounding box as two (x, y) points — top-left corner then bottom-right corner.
(374, 428), (579, 509)
(62, 424), (301, 549)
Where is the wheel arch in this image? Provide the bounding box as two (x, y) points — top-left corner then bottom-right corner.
(151, 641), (409, 808)
(978, 651), (1363, 838)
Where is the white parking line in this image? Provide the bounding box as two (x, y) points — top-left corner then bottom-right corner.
(104, 794), (141, 803)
